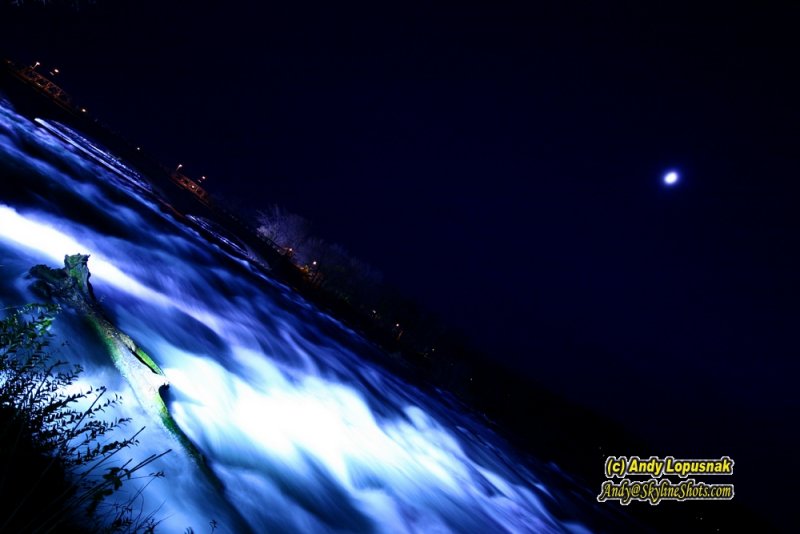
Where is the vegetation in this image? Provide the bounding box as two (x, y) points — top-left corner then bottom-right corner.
(0, 303), (168, 533)
(255, 204), (443, 349)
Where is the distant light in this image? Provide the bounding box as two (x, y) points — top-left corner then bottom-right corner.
(312, 261), (317, 266)
(663, 171), (679, 185)
(53, 68), (59, 74)
(80, 108), (87, 113)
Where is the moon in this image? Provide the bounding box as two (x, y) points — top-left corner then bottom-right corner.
(663, 171), (679, 185)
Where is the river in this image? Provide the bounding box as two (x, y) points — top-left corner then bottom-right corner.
(0, 96), (611, 533)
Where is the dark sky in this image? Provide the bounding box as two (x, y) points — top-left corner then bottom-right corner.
(2, 0), (799, 523)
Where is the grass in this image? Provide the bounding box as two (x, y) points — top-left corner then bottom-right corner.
(0, 303), (169, 533)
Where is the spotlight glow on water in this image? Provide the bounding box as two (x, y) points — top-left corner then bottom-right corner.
(0, 100), (606, 533)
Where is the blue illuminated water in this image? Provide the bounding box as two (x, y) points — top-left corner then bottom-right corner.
(0, 98), (605, 533)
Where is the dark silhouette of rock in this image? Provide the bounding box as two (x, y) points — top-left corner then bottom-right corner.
(29, 253), (95, 306)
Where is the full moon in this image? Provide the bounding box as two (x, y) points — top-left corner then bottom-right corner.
(664, 171), (679, 185)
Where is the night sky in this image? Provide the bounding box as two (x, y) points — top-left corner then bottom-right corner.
(2, 1), (798, 527)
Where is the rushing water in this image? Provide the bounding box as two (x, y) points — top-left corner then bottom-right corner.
(0, 98), (604, 533)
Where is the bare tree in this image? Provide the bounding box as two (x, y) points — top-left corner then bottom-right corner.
(291, 235), (325, 266)
(343, 253), (383, 307)
(255, 204), (311, 252)
(296, 241), (383, 305)
(256, 203), (388, 317)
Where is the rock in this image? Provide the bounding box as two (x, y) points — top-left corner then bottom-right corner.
(29, 253), (95, 305)
(27, 254), (221, 487)
(64, 253), (93, 296)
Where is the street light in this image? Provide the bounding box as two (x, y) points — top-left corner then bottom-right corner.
(175, 163), (183, 173)
(31, 61), (41, 71)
